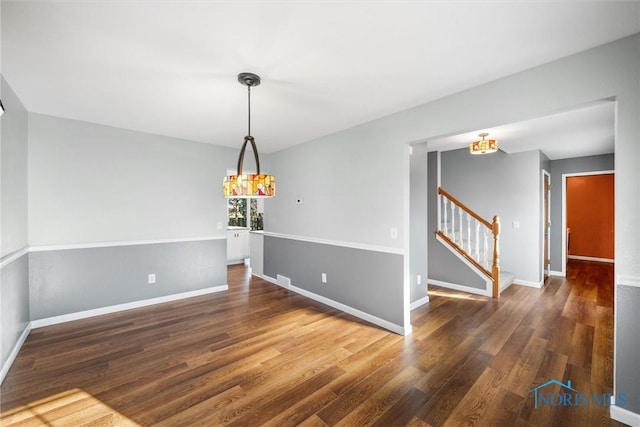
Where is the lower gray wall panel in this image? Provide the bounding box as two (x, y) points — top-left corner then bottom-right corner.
(263, 236), (404, 326)
(616, 285), (640, 414)
(1, 253), (30, 369)
(29, 239), (227, 320)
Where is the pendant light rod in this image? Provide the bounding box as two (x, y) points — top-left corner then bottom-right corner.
(236, 72), (262, 176)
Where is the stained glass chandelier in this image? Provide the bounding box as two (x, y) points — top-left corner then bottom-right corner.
(223, 73), (275, 198)
(469, 132), (498, 155)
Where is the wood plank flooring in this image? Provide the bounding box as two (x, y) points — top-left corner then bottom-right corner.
(0, 260), (625, 426)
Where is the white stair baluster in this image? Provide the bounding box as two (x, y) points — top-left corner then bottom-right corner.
(466, 214), (471, 253)
(450, 200), (455, 239)
(442, 197), (448, 235)
(483, 229), (489, 268)
(458, 208), (463, 246)
(475, 221), (480, 261)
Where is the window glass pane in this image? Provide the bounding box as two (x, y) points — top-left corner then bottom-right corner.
(228, 198), (247, 227)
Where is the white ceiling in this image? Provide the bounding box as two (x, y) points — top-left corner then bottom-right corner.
(1, 1), (637, 154)
(427, 100), (616, 160)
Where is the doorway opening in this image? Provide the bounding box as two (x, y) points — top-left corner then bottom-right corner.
(561, 171), (615, 275)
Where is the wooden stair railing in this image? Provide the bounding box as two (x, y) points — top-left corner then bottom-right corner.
(437, 187), (501, 297)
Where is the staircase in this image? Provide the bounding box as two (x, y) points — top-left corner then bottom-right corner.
(436, 187), (515, 297)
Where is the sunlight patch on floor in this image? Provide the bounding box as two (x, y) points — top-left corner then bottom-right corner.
(0, 388), (140, 426)
(428, 288), (488, 301)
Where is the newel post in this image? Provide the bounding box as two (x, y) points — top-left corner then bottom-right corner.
(492, 215), (500, 298)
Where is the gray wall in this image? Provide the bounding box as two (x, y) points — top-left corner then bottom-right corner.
(427, 151), (486, 290)
(0, 76), (30, 376)
(440, 148), (542, 284)
(1, 255), (29, 366)
(616, 286), (640, 412)
(266, 123), (404, 249)
(28, 113), (238, 245)
(29, 239), (226, 319)
(548, 154), (614, 272)
(263, 236), (404, 326)
(409, 143), (428, 303)
(26, 114), (238, 320)
(1, 76), (28, 256)
(265, 36), (640, 411)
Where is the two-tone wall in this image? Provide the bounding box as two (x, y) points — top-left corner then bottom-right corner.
(1, 107), (239, 382)
(26, 114), (237, 320)
(265, 34), (640, 421)
(262, 122), (409, 334)
(1, 76), (30, 381)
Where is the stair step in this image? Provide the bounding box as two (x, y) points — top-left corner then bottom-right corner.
(500, 271), (516, 290)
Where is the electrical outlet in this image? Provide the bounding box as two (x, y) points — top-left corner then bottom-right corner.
(417, 274), (422, 285)
(390, 228), (398, 239)
(513, 220), (520, 229)
(217, 222), (223, 230)
(148, 273), (156, 284)
(321, 273), (327, 283)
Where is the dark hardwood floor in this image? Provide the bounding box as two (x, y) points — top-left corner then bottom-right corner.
(0, 260), (625, 426)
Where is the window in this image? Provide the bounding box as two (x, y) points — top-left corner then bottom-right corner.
(226, 168), (264, 230)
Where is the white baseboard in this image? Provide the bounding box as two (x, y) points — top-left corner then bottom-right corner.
(428, 279), (491, 297)
(568, 255), (614, 264)
(289, 285), (409, 336)
(0, 323), (32, 385)
(513, 279), (544, 288)
(549, 270), (565, 277)
(258, 274), (410, 335)
(618, 275), (640, 289)
(611, 405), (640, 427)
(31, 285), (228, 329)
(410, 296), (429, 310)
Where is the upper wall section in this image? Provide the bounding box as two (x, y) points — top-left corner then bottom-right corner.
(269, 34), (639, 276)
(28, 114), (239, 246)
(1, 76), (29, 257)
(267, 124), (405, 249)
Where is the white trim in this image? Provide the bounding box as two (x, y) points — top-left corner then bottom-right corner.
(428, 279), (492, 297)
(29, 236), (226, 252)
(259, 273), (409, 335)
(550, 270), (565, 277)
(610, 405), (640, 427)
(513, 279), (544, 289)
(434, 233), (492, 294)
(561, 170), (615, 277)
(290, 285), (409, 336)
(30, 285), (228, 329)
(617, 275), (640, 288)
(542, 170), (551, 281)
(0, 246), (29, 269)
(568, 255), (614, 263)
(403, 143), (412, 336)
(410, 296), (429, 310)
(262, 232), (404, 255)
(0, 324), (31, 385)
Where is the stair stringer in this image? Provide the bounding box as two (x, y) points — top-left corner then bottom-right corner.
(434, 233), (492, 297)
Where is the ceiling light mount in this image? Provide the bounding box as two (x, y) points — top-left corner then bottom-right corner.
(470, 132), (498, 155)
(223, 72), (275, 198)
(237, 72), (261, 87)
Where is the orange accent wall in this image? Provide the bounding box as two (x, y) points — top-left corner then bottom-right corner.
(567, 174), (614, 259)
